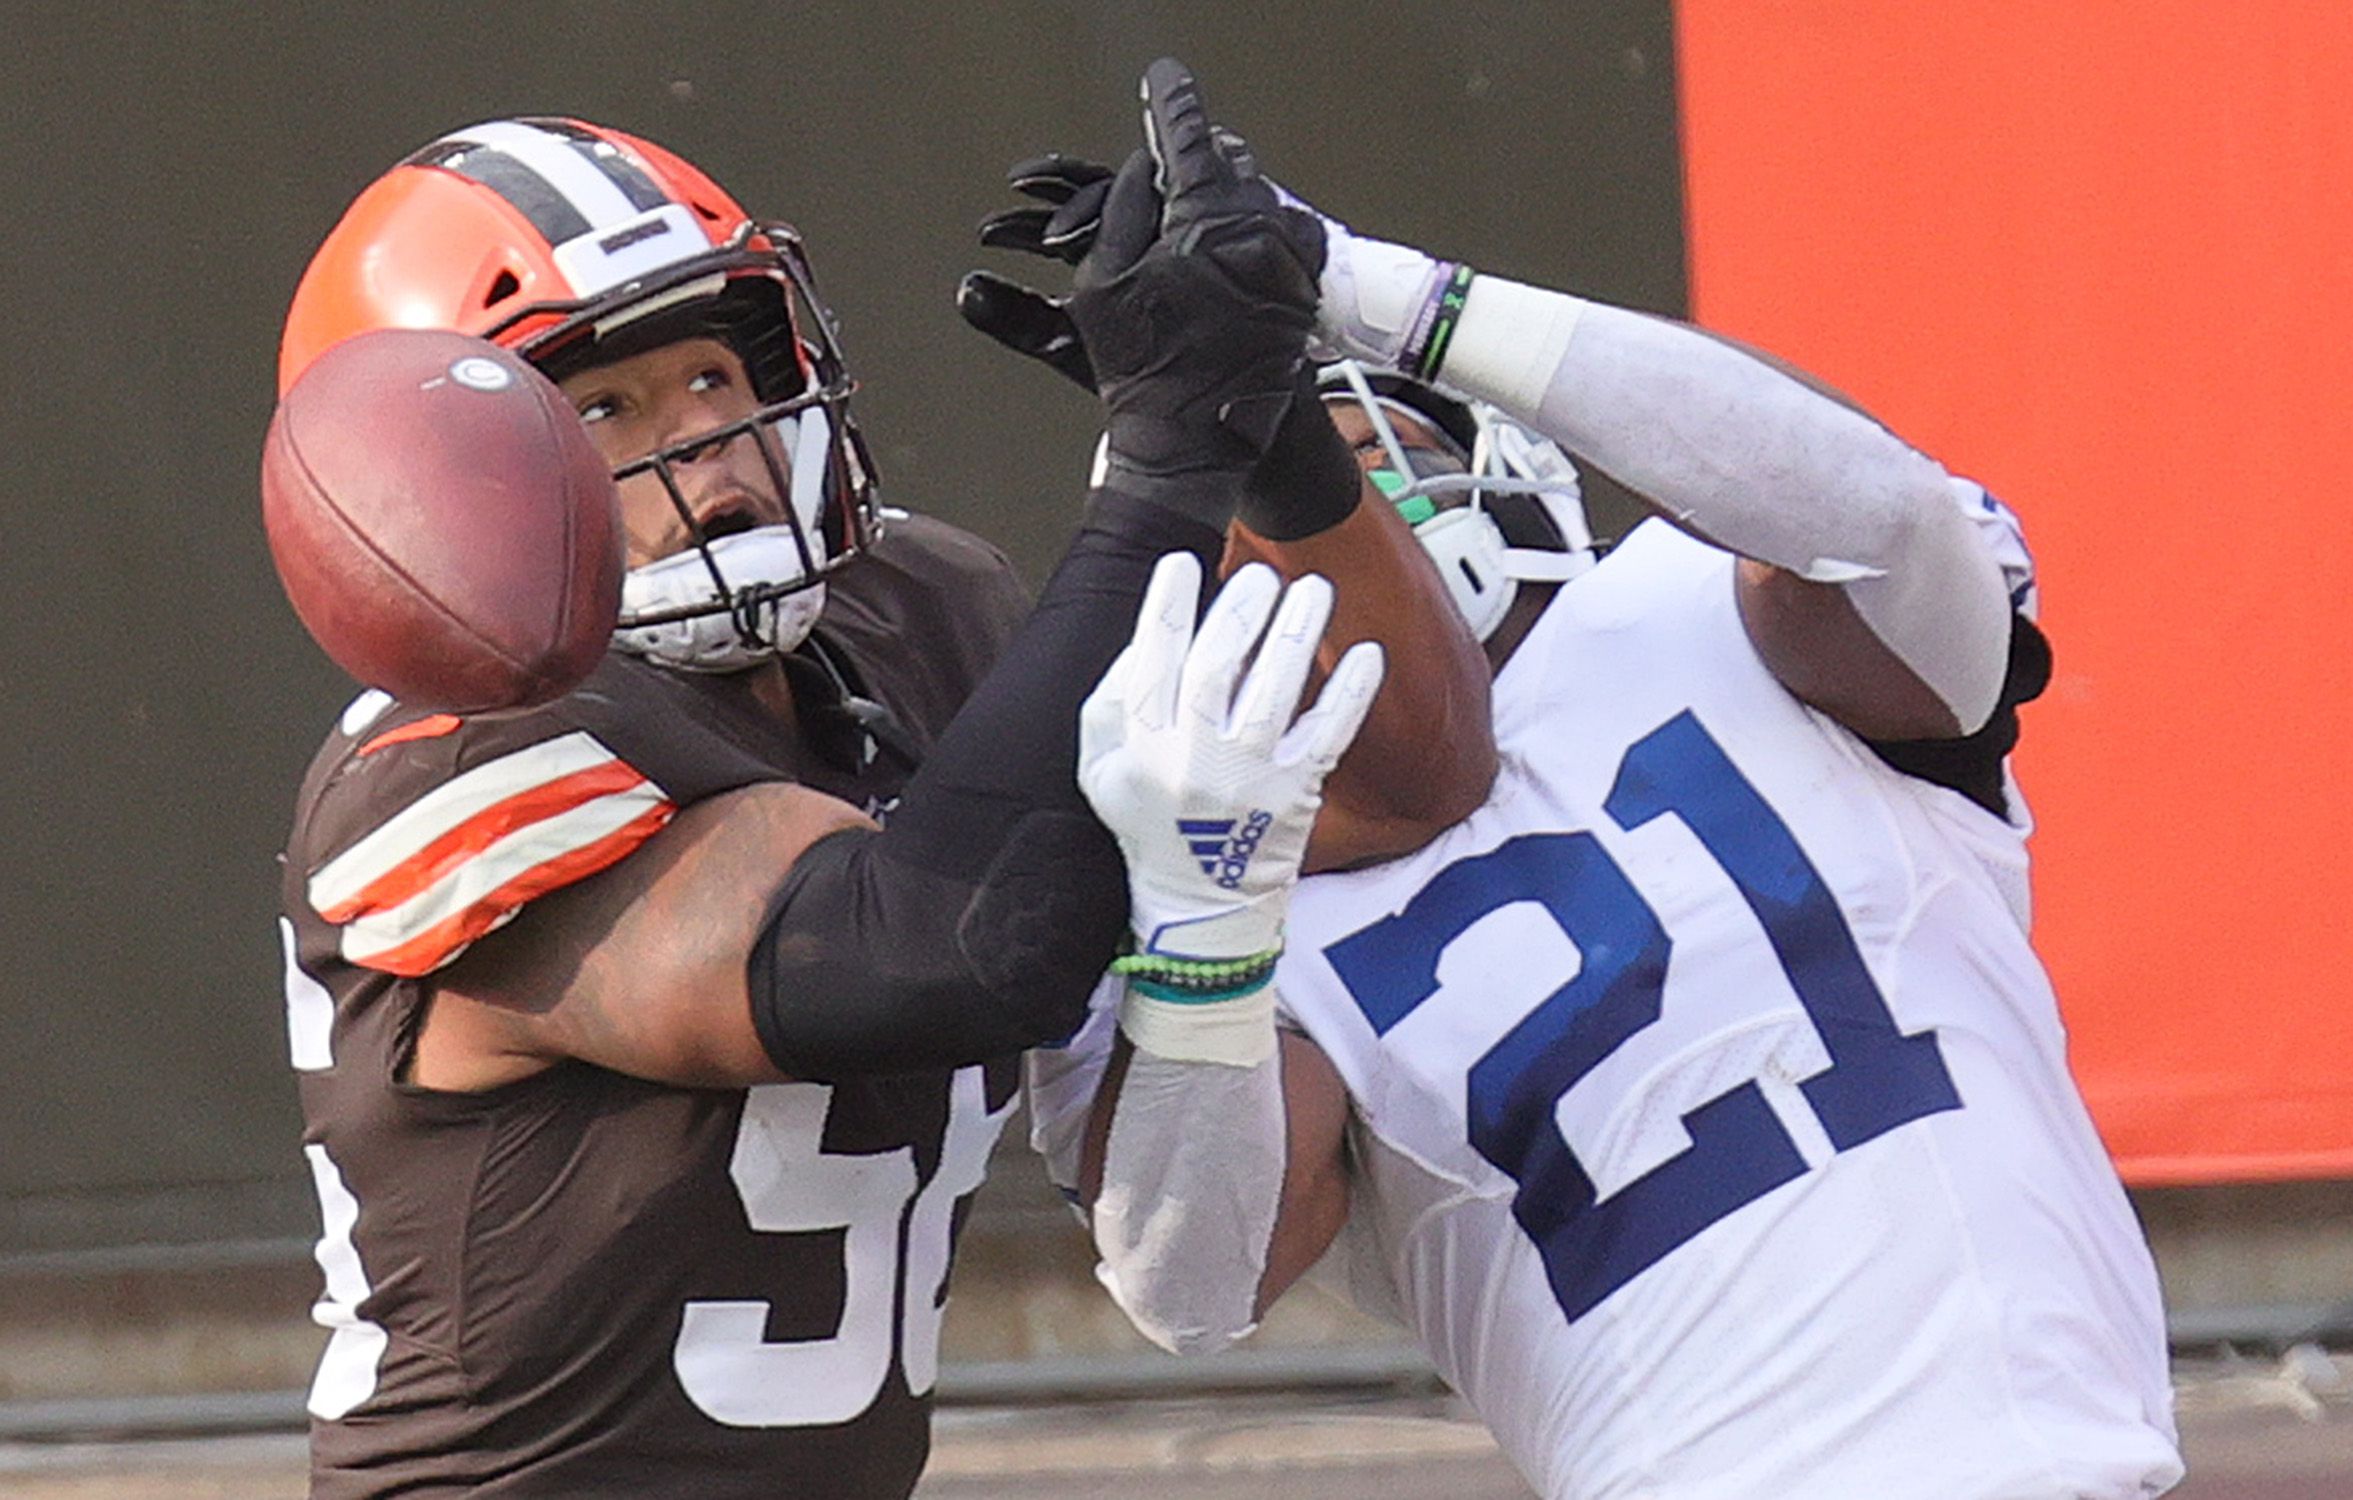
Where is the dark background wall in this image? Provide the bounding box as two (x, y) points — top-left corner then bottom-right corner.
(0, 1), (1684, 1256)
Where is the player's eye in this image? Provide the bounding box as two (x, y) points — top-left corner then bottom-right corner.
(576, 394), (621, 425)
(687, 366), (733, 396)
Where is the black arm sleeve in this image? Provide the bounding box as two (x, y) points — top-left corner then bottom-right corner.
(1865, 613), (2052, 818)
(1234, 368), (1362, 541)
(747, 492), (1223, 1078)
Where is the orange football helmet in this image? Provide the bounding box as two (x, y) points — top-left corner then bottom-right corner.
(279, 118), (881, 665)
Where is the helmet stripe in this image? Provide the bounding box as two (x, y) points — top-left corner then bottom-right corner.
(457, 120), (651, 226)
(415, 120), (660, 253)
(518, 117), (670, 212)
(410, 140), (593, 246)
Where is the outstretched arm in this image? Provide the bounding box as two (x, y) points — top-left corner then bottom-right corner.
(1309, 210), (2012, 741)
(1060, 550), (1376, 1354)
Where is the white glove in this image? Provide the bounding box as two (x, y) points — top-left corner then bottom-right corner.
(1081, 553), (1383, 961)
(1080, 553), (1383, 1064)
(1272, 181), (1464, 376)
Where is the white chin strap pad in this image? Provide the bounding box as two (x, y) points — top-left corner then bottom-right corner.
(613, 526), (827, 672)
(1414, 507), (1518, 642)
(1414, 502), (1594, 643)
(611, 407), (839, 674)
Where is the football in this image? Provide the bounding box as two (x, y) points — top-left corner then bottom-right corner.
(261, 328), (624, 713)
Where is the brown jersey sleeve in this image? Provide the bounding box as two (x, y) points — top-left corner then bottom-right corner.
(290, 516), (1021, 979)
(289, 658), (803, 977)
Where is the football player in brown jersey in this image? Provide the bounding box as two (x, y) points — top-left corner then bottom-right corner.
(274, 61), (1490, 1499)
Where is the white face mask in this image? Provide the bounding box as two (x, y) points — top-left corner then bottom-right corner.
(610, 406), (837, 673)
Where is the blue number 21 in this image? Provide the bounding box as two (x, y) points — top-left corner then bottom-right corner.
(1324, 710), (1960, 1323)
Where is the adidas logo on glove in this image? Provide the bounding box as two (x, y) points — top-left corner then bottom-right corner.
(1179, 809), (1275, 890)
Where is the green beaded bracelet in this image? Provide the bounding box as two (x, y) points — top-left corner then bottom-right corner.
(1111, 948), (1281, 1004)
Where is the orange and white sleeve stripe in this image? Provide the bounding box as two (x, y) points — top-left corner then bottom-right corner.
(307, 731), (677, 977)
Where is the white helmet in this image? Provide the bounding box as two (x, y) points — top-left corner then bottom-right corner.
(1319, 362), (1594, 641)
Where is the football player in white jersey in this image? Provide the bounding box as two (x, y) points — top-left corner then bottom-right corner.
(1029, 183), (2185, 1498)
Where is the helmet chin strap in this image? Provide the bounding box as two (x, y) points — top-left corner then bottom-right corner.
(1411, 507), (1520, 641)
(1409, 502), (1594, 642)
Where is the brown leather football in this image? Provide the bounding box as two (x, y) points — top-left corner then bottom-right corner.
(262, 329), (623, 713)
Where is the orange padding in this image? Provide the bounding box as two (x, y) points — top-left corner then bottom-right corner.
(1675, 2), (2353, 1184)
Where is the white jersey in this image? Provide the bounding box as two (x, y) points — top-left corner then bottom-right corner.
(1269, 518), (2178, 1499)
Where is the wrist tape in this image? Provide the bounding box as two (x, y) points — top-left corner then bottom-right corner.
(1117, 982), (1278, 1067)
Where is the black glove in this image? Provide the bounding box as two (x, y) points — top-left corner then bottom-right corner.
(1077, 59), (1341, 529)
(959, 154), (1115, 390)
(961, 59), (1357, 536)
(978, 153), (1116, 266)
(958, 103), (1304, 408)
(958, 136), (1270, 391)
(956, 266), (1097, 392)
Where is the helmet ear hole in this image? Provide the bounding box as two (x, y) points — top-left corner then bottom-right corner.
(483, 270), (521, 307)
(1413, 505), (1518, 642)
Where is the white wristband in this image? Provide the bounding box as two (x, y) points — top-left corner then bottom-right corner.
(1436, 274), (1586, 416)
(1118, 985), (1278, 1067)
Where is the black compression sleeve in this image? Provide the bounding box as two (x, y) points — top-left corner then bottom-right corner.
(1236, 369), (1363, 541)
(879, 491), (1224, 874)
(749, 817), (1126, 1078)
(748, 492), (1225, 1077)
(1865, 613), (2051, 818)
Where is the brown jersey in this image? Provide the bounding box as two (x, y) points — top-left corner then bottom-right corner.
(279, 516), (1031, 1498)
